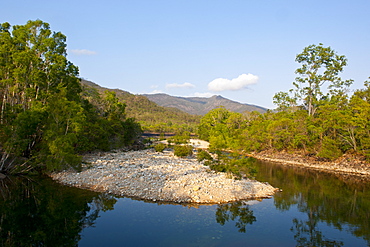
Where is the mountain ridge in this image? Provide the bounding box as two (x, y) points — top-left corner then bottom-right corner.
(143, 93), (267, 115)
(80, 79), (201, 130)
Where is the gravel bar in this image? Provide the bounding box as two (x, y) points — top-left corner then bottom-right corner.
(51, 149), (278, 204)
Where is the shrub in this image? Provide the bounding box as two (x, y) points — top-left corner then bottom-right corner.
(196, 149), (213, 162)
(168, 130), (191, 145)
(207, 152), (257, 179)
(317, 137), (343, 161)
(174, 145), (193, 157)
(154, 143), (166, 152)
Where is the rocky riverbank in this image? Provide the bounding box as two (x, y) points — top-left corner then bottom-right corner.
(251, 150), (370, 177)
(51, 149), (278, 204)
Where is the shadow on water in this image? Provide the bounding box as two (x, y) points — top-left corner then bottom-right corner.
(0, 176), (117, 246)
(252, 159), (370, 246)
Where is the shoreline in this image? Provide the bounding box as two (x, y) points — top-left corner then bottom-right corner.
(250, 150), (370, 177)
(51, 149), (278, 204)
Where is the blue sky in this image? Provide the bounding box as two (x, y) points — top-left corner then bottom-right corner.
(2, 0), (370, 109)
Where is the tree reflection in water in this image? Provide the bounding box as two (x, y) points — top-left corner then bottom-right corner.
(253, 160), (370, 246)
(0, 176), (116, 246)
(215, 201), (256, 233)
(291, 216), (344, 247)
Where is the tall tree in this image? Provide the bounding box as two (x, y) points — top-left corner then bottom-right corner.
(0, 20), (142, 174)
(0, 20), (83, 172)
(293, 43), (351, 116)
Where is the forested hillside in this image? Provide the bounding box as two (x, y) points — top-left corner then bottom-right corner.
(199, 44), (370, 161)
(81, 80), (201, 133)
(144, 93), (266, 115)
(0, 20), (141, 174)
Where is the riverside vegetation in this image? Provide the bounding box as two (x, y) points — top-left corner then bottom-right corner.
(198, 44), (370, 167)
(1, 20), (369, 185)
(0, 20), (141, 175)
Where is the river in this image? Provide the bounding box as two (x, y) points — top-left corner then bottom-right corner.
(1, 158), (369, 246)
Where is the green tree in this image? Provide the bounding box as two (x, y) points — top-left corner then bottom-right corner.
(349, 79), (370, 159)
(0, 20), (82, 173)
(273, 91), (297, 112)
(198, 107), (233, 150)
(293, 43), (351, 116)
(0, 20), (141, 173)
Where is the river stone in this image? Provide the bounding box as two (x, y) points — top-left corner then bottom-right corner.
(50, 148), (278, 204)
(193, 186), (201, 191)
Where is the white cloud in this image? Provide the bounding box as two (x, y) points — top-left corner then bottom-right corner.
(147, 89), (164, 94)
(166, 82), (195, 89)
(192, 92), (214, 98)
(70, 49), (97, 55)
(208, 73), (258, 92)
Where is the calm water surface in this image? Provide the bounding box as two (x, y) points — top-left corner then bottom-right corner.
(1, 159), (369, 246)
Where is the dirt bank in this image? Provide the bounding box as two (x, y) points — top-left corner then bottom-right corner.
(250, 150), (370, 176)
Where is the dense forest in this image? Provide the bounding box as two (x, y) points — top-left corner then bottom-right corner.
(0, 20), (141, 174)
(199, 44), (370, 161)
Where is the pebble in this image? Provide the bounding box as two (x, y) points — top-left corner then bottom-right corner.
(51, 149), (278, 204)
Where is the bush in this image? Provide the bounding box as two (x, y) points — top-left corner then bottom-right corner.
(168, 131), (190, 145)
(317, 137), (343, 161)
(154, 143), (166, 152)
(174, 145), (193, 157)
(207, 152), (257, 179)
(196, 149), (213, 162)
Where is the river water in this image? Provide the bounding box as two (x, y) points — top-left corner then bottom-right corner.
(1, 159), (369, 246)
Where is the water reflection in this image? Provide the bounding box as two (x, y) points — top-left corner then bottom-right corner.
(215, 201), (256, 233)
(1, 159), (370, 246)
(0, 176), (116, 246)
(253, 160), (370, 246)
(291, 217), (344, 247)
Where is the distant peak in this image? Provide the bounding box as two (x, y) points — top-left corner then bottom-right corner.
(211, 95), (223, 99)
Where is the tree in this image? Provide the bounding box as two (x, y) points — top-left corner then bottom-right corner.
(273, 91), (297, 112)
(349, 79), (370, 159)
(198, 107), (233, 150)
(0, 20), (83, 173)
(293, 43), (351, 116)
(0, 20), (141, 173)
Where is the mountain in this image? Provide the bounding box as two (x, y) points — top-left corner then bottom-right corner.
(143, 93), (267, 115)
(80, 80), (201, 129)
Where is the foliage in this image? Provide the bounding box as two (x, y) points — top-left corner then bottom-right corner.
(198, 107), (246, 151)
(168, 130), (190, 144)
(196, 149), (213, 162)
(197, 44), (370, 162)
(205, 151), (257, 179)
(317, 137), (343, 161)
(154, 143), (166, 152)
(293, 43), (352, 117)
(81, 80), (201, 134)
(173, 145), (193, 157)
(0, 20), (142, 174)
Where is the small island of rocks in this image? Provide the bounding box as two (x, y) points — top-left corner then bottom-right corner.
(51, 148), (278, 204)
